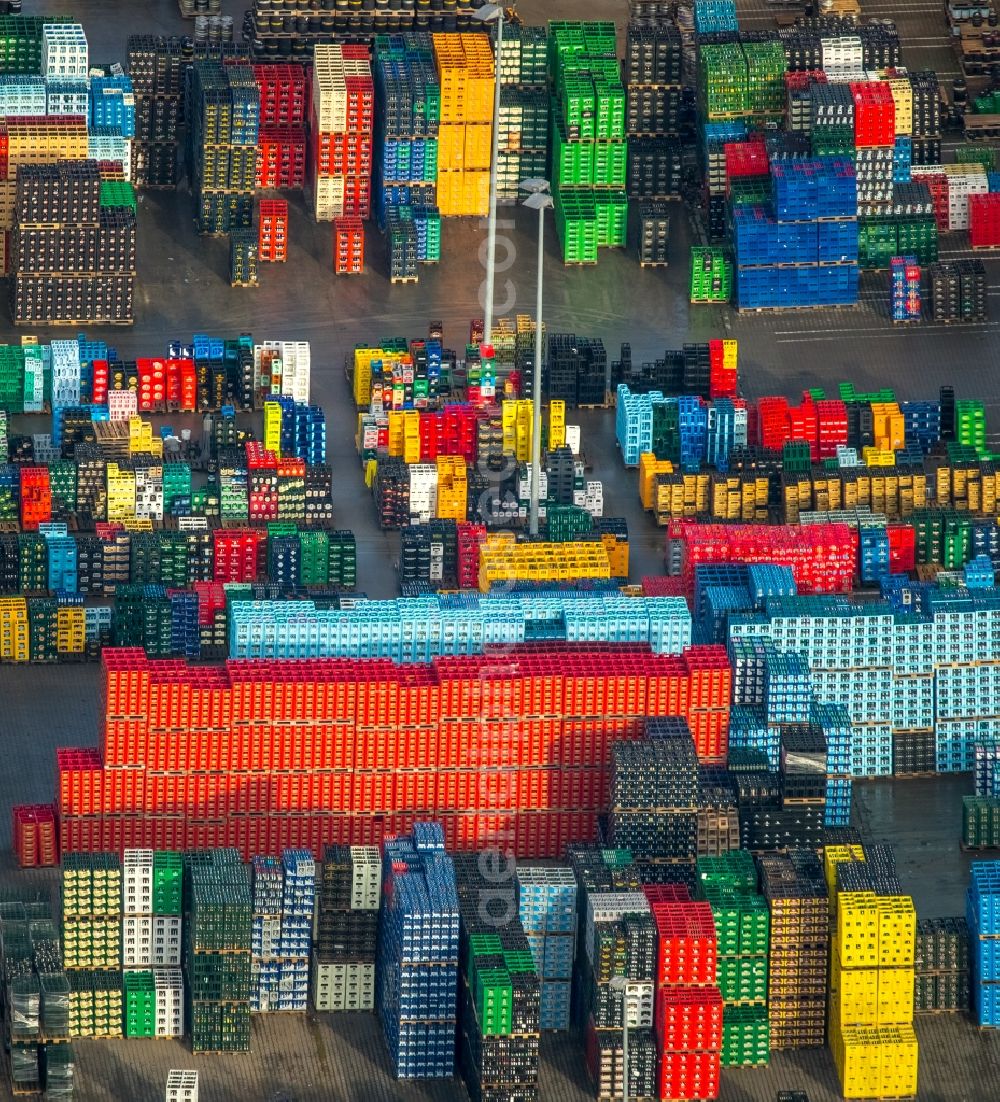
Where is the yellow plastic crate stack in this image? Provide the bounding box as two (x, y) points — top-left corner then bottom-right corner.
(127, 417), (160, 457)
(883, 76), (912, 137)
(436, 456), (468, 521)
(432, 33), (495, 216)
(353, 346), (413, 409)
(602, 533), (629, 578)
(638, 454), (673, 510)
(106, 462), (137, 521)
(712, 473), (770, 523)
(56, 605), (86, 656)
(502, 399), (534, 461)
(549, 401), (566, 449)
(828, 876), (918, 1101)
(264, 401), (282, 455)
(478, 534), (612, 591)
(652, 471), (713, 524)
(0, 597), (29, 662)
(870, 402), (904, 453)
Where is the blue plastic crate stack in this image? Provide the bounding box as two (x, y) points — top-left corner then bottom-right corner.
(516, 866), (578, 1030)
(891, 255), (921, 322)
(736, 157), (859, 310)
(376, 822), (460, 1079)
(968, 862), (1000, 1026)
(250, 850), (314, 1013)
(264, 396), (327, 466)
(615, 389), (749, 468)
(227, 591), (693, 661)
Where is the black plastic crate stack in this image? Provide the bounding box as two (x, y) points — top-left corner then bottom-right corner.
(453, 851), (541, 1102)
(229, 229), (258, 287)
(188, 61), (260, 235)
(539, 334), (607, 407)
(386, 210), (418, 282)
(609, 717), (700, 881)
(636, 200), (670, 266)
(305, 466), (334, 525)
(374, 458), (410, 530)
(915, 917), (969, 1013)
(313, 846), (380, 1013)
(400, 519), (459, 587)
(12, 161), (134, 326)
(624, 21), (683, 206)
(909, 70), (941, 166)
(184, 848), (252, 1053)
(127, 35), (186, 188)
(930, 260), (987, 323)
(696, 765), (740, 857)
(892, 729), (936, 776)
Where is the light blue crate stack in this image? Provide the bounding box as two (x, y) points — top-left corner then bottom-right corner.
(615, 385), (662, 465)
(968, 862), (1000, 1026)
(813, 700), (853, 826)
(251, 851), (314, 1013)
(728, 703), (778, 769)
(516, 865), (577, 1031)
(228, 593), (693, 661)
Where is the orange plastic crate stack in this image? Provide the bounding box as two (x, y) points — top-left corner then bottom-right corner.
(12, 804), (58, 868)
(259, 199), (288, 262)
(19, 465), (51, 530)
(333, 216), (364, 273)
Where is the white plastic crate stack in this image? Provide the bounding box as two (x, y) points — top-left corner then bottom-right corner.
(107, 389), (137, 421)
(134, 466), (164, 521)
(948, 168), (988, 231)
(46, 80), (88, 116)
(0, 74), (45, 115)
(576, 480), (604, 517)
(516, 866), (577, 1030)
(89, 131), (133, 182)
(254, 340), (311, 403)
(122, 851), (182, 973)
(50, 340), (81, 407)
(42, 24), (89, 78)
(820, 36), (864, 82)
(165, 1070), (198, 1102)
(154, 969), (184, 1038)
(251, 850), (314, 1012)
(313, 845), (380, 1012)
(585, 891), (656, 1028)
(409, 463), (439, 523)
(251, 855), (284, 1012)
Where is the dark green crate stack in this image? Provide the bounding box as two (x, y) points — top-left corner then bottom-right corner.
(547, 503), (594, 542)
(112, 584), (173, 655)
(859, 216), (938, 270)
(27, 596), (58, 662)
(549, 22), (626, 261)
(124, 971), (156, 1038)
(62, 853), (122, 972)
(185, 849), (252, 1053)
(696, 851), (770, 1067)
(0, 15), (72, 73)
(19, 532), (46, 590)
(130, 533), (190, 586)
(963, 796), (1000, 849)
(497, 25), (548, 204)
(230, 229), (259, 288)
(49, 460), (77, 515)
(914, 917), (969, 1012)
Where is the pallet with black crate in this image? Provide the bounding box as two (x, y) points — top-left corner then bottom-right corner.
(915, 1005), (967, 1014)
(562, 259), (598, 267)
(735, 302), (857, 314)
(14, 318), (134, 326)
(891, 317), (923, 325)
(892, 770), (937, 778)
(230, 281), (259, 289)
(930, 316), (989, 324)
(389, 274), (419, 285)
(960, 841), (1000, 852)
(639, 259), (669, 268)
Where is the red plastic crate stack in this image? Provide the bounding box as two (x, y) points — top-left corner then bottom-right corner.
(707, 340), (737, 399)
(135, 358), (198, 412)
(887, 523), (915, 572)
(333, 216), (364, 274)
(671, 521), (857, 594)
(456, 521), (486, 588)
(13, 804), (58, 868)
(246, 442), (279, 520)
(253, 64), (307, 189)
(90, 359), (109, 405)
(55, 643), (733, 860)
(815, 398), (848, 459)
(641, 575), (691, 600)
(259, 198), (288, 262)
(645, 889), (723, 1102)
(19, 466), (51, 530)
(416, 404), (490, 462)
(0, 125), (8, 178)
(918, 172), (949, 232)
(788, 397), (819, 460)
(752, 396), (790, 451)
(192, 582), (226, 625)
(969, 193), (1000, 248)
(212, 529), (264, 583)
(309, 44), (373, 221)
(723, 139), (768, 192)
(850, 81), (895, 148)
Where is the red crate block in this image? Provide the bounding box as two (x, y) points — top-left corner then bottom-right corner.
(724, 139), (768, 190)
(887, 523), (916, 572)
(333, 216), (364, 275)
(970, 193), (1000, 248)
(851, 81), (896, 148)
(656, 1049), (722, 1102)
(13, 804), (58, 868)
(649, 901), (718, 986)
(257, 128), (306, 190)
(252, 63), (307, 126)
(655, 986), (724, 1047)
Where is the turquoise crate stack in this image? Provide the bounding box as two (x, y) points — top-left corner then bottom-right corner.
(615, 388), (750, 468)
(227, 592), (693, 661)
(376, 822), (460, 1080)
(968, 862), (1000, 1026)
(516, 866), (577, 1030)
(250, 851), (314, 1013)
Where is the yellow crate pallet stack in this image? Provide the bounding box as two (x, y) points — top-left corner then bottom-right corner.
(106, 462), (137, 522)
(56, 605), (86, 657)
(549, 400), (566, 449)
(0, 596), (30, 662)
(436, 456), (468, 521)
(638, 454), (673, 511)
(478, 534), (612, 592)
(827, 845), (918, 1101)
(128, 416), (160, 456)
(264, 400), (282, 455)
(353, 346), (414, 409)
(652, 470), (713, 523)
(432, 33), (494, 217)
(502, 399), (534, 461)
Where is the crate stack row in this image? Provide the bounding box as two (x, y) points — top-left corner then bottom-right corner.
(549, 21), (627, 264)
(373, 35), (441, 279)
(188, 62), (260, 235)
(625, 21), (683, 209)
(11, 160), (135, 325)
(516, 866), (577, 1030)
(376, 824), (460, 1079)
(496, 25), (548, 203)
(185, 848), (252, 1053)
(927, 259), (988, 323)
(915, 917), (969, 1013)
(454, 852), (541, 1102)
(253, 63), (306, 190)
(826, 844), (918, 1100)
(0, 893), (75, 1098)
(969, 861), (1000, 1026)
(126, 36), (186, 188)
(313, 845), (380, 1012)
(309, 44), (372, 223)
(63, 853), (121, 973)
(250, 850), (314, 1013)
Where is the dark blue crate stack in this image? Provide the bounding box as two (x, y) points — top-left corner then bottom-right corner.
(516, 866), (577, 1031)
(813, 700), (852, 827)
(374, 36), (439, 231)
(168, 590), (199, 658)
(705, 398), (742, 471)
(90, 73), (136, 137)
(267, 536), (300, 589)
(975, 744), (1000, 798)
(699, 585), (752, 644)
(746, 563), (796, 607)
(377, 822), (460, 1079)
(893, 136), (912, 183)
(990, 172), (1000, 194)
(694, 563), (747, 623)
(966, 554), (995, 589)
(971, 523), (1000, 566)
(737, 156), (859, 310)
(968, 862), (1000, 1027)
(859, 525), (890, 583)
(677, 396), (708, 471)
(900, 400), (940, 451)
(729, 703), (778, 769)
(764, 649), (812, 723)
(265, 396), (327, 465)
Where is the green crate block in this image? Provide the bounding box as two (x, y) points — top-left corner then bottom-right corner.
(690, 246), (732, 303)
(99, 180), (137, 212)
(592, 140), (627, 188)
(716, 955), (768, 1004)
(594, 189), (627, 248)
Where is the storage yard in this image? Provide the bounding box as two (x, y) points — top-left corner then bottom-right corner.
(5, 0), (1000, 1100)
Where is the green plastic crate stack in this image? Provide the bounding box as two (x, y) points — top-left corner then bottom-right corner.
(593, 189), (628, 248)
(782, 442), (812, 474)
(728, 177), (772, 211)
(48, 460), (77, 515)
(19, 533), (46, 590)
(895, 218), (938, 265)
(297, 529), (329, 586)
(0, 15), (72, 73)
(547, 503), (594, 542)
(0, 344), (25, 412)
(499, 24), (548, 87)
(496, 23), (549, 203)
(956, 399), (987, 455)
(955, 145), (995, 172)
(41, 1042), (75, 1097)
(62, 854), (122, 971)
(328, 530), (357, 587)
(696, 851), (770, 1068)
(811, 120), (854, 157)
(741, 41), (785, 119)
(698, 43), (749, 120)
(962, 796), (1000, 848)
(690, 247), (733, 303)
(111, 586), (172, 654)
(124, 971), (156, 1038)
(0, 408), (8, 459)
(23, 345), (43, 411)
(153, 852), (183, 915)
(162, 463), (192, 515)
(67, 969), (124, 1037)
(974, 90), (1000, 113)
(27, 597), (57, 662)
(554, 189), (598, 263)
(219, 462), (249, 520)
(129, 533), (189, 586)
(100, 180), (138, 212)
(858, 219), (898, 270)
(184, 849), (252, 1053)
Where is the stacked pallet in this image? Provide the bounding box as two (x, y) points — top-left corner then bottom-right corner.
(516, 866), (577, 1030)
(313, 846), (380, 1012)
(253, 64), (306, 190)
(625, 21), (683, 204)
(126, 35), (185, 188)
(915, 917), (969, 1012)
(251, 850), (314, 1012)
(497, 25), (548, 203)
